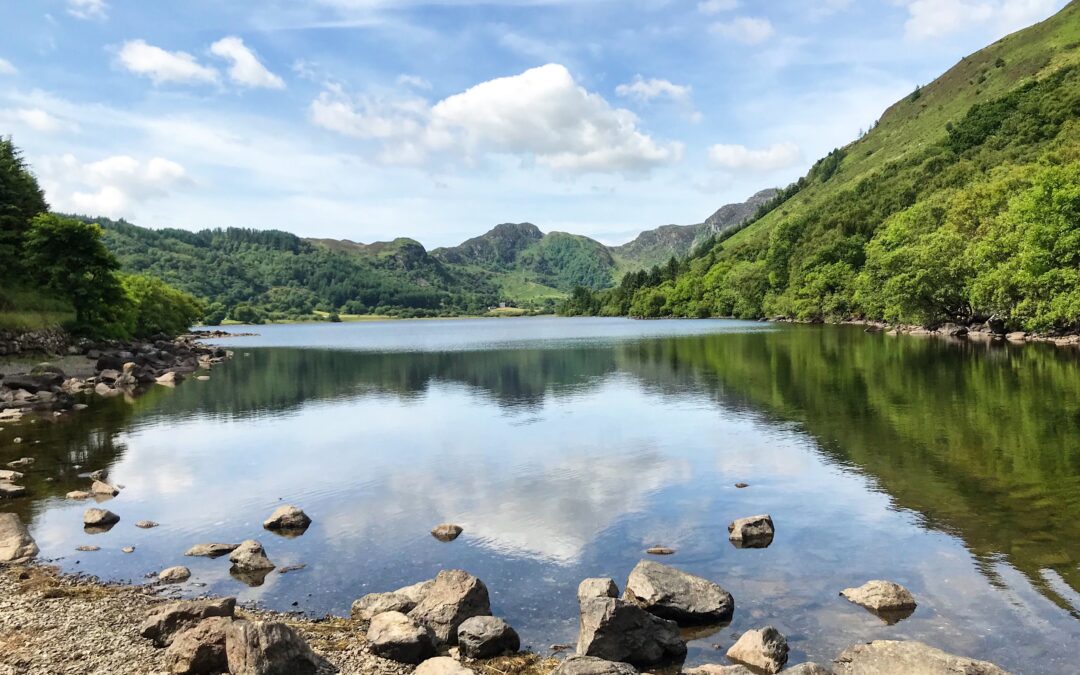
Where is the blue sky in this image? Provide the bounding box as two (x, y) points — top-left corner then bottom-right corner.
(0, 0), (1068, 247)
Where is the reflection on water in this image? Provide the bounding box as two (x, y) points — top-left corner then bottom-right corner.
(2, 317), (1080, 673)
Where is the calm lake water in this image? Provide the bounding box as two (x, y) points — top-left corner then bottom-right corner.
(4, 317), (1080, 673)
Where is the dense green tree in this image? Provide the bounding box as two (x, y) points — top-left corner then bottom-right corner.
(0, 137), (48, 276)
(120, 274), (205, 337)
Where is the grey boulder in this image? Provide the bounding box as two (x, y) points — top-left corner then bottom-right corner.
(225, 620), (321, 675)
(229, 540), (275, 571)
(186, 543), (240, 558)
(578, 578), (619, 602)
(840, 580), (917, 618)
(833, 640), (1007, 675)
(263, 505), (311, 533)
(408, 569), (492, 645)
(726, 626), (788, 674)
(576, 597), (686, 667)
(139, 598), (237, 647)
(163, 616), (232, 675)
(159, 566), (192, 584)
(367, 611), (436, 664)
(623, 560), (734, 624)
(83, 508), (120, 528)
(352, 591), (417, 621)
(0, 513), (38, 562)
(552, 656), (638, 675)
(727, 514), (774, 548)
(457, 615), (520, 659)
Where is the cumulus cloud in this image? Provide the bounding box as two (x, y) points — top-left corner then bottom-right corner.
(67, 0), (107, 20)
(710, 16), (776, 45)
(117, 39), (219, 85)
(615, 76), (691, 103)
(39, 154), (190, 218)
(0, 58), (16, 76)
(708, 141), (801, 172)
(310, 63), (682, 174)
(209, 36), (285, 89)
(898, 0), (1060, 40)
(698, 0), (739, 14)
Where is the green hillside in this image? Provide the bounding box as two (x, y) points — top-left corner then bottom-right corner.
(564, 2), (1080, 332)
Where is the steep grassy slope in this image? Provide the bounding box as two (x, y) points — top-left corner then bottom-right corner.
(565, 2), (1080, 331)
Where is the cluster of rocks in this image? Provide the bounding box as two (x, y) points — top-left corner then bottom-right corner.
(0, 328), (68, 357)
(138, 596), (325, 674)
(856, 316), (1080, 348)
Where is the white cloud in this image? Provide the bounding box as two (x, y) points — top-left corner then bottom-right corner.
(117, 40), (219, 85)
(7, 108), (78, 133)
(615, 76), (691, 103)
(898, 0), (1060, 40)
(710, 16), (776, 45)
(698, 0), (739, 14)
(67, 0), (107, 20)
(396, 74), (432, 90)
(209, 36), (285, 90)
(0, 58), (16, 76)
(311, 63), (683, 174)
(40, 154), (190, 218)
(708, 141), (801, 172)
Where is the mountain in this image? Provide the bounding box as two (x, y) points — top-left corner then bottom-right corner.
(563, 2), (1080, 333)
(610, 189), (778, 270)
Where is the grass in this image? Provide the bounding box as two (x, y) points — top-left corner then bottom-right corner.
(0, 287), (74, 331)
(9, 564), (115, 601)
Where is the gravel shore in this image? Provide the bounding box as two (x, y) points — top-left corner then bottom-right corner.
(0, 564), (555, 675)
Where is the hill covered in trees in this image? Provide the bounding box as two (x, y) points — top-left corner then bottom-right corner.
(562, 2), (1080, 334)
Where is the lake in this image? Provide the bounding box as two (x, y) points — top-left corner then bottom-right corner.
(3, 316), (1080, 673)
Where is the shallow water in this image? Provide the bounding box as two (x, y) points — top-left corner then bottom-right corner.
(4, 317), (1080, 672)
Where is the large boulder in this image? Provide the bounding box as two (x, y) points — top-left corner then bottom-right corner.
(225, 620), (321, 675)
(397, 579), (435, 604)
(623, 560), (734, 625)
(352, 591), (416, 621)
(139, 598), (237, 647)
(408, 569), (492, 645)
(726, 626), (788, 674)
(833, 641), (1007, 675)
(727, 515), (774, 548)
(414, 657), (476, 675)
(552, 656), (638, 675)
(840, 580), (916, 616)
(163, 616), (232, 674)
(457, 616), (520, 659)
(0, 513), (38, 562)
(263, 505), (311, 533)
(229, 540), (275, 571)
(366, 611), (436, 664)
(576, 597), (686, 667)
(578, 578), (619, 602)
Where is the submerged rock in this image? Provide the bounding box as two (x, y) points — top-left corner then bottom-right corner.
(263, 505), (312, 533)
(139, 597), (237, 647)
(576, 596), (686, 667)
(367, 611), (437, 664)
(225, 620), (321, 675)
(185, 543), (240, 558)
(623, 560), (734, 625)
(0, 513), (38, 562)
(408, 569), (492, 645)
(727, 514), (774, 548)
(228, 540), (275, 571)
(457, 615), (520, 659)
(645, 546), (675, 555)
(833, 640), (1007, 675)
(552, 656), (638, 675)
(726, 626), (788, 674)
(66, 491), (91, 500)
(431, 523), (463, 542)
(578, 578), (619, 602)
(840, 580), (916, 613)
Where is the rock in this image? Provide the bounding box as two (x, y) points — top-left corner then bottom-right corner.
(645, 546), (675, 555)
(164, 616), (232, 675)
(727, 514), (774, 548)
(396, 579), (435, 605)
(726, 626), (788, 674)
(30, 363), (66, 379)
(225, 619), (321, 675)
(122, 546), (135, 553)
(552, 656), (638, 675)
(0, 513), (38, 561)
(277, 563), (305, 574)
(578, 578), (619, 602)
(833, 640), (1007, 675)
(186, 543), (240, 558)
(1006, 331), (1027, 342)
(88, 469), (107, 481)
(196, 375), (210, 381)
(91, 480), (120, 496)
(985, 315), (1006, 335)
(352, 591), (417, 621)
(230, 567), (273, 588)
(228, 539), (275, 571)
(785, 664), (834, 675)
(76, 545), (100, 552)
(408, 569), (492, 645)
(683, 667), (755, 675)
(623, 560), (734, 624)
(157, 371), (183, 385)
(0, 469), (23, 481)
(457, 615), (520, 658)
(0, 482), (26, 498)
(140, 598), (237, 647)
(98, 368), (121, 383)
(414, 657), (476, 675)
(576, 597), (686, 667)
(938, 323), (968, 337)
(366, 611), (437, 664)
(734, 482), (749, 488)
(263, 505), (311, 532)
(840, 580), (917, 619)
(136, 520), (160, 529)
(431, 523), (463, 542)
(84, 508), (120, 528)
(160, 566), (192, 584)
(6, 457), (33, 468)
(66, 491), (92, 500)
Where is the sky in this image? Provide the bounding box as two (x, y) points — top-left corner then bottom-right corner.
(0, 0), (1070, 248)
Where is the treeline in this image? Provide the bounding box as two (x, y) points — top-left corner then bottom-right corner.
(562, 62), (1080, 334)
(0, 138), (202, 338)
(97, 219), (502, 323)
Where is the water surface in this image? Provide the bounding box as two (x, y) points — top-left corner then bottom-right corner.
(3, 317), (1080, 673)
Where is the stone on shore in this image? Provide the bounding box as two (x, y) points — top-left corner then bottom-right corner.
(0, 482), (26, 498)
(785, 664), (834, 675)
(185, 543), (240, 558)
(457, 615), (520, 659)
(408, 569), (492, 645)
(84, 508), (120, 528)
(228, 539), (275, 571)
(263, 505), (312, 532)
(164, 616), (232, 675)
(352, 591), (417, 621)
(726, 626), (788, 674)
(683, 667), (755, 675)
(159, 566), (192, 584)
(366, 611), (436, 664)
(0, 512), (38, 562)
(156, 371), (183, 386)
(840, 580), (917, 614)
(727, 514), (774, 548)
(139, 597), (237, 647)
(431, 523), (463, 542)
(623, 560), (734, 624)
(91, 480), (120, 496)
(576, 596), (686, 667)
(0, 469), (23, 481)
(397, 579), (435, 605)
(578, 578), (619, 602)
(66, 490), (92, 500)
(225, 620), (321, 675)
(833, 640), (1008, 675)
(415, 657), (476, 675)
(552, 656), (638, 675)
